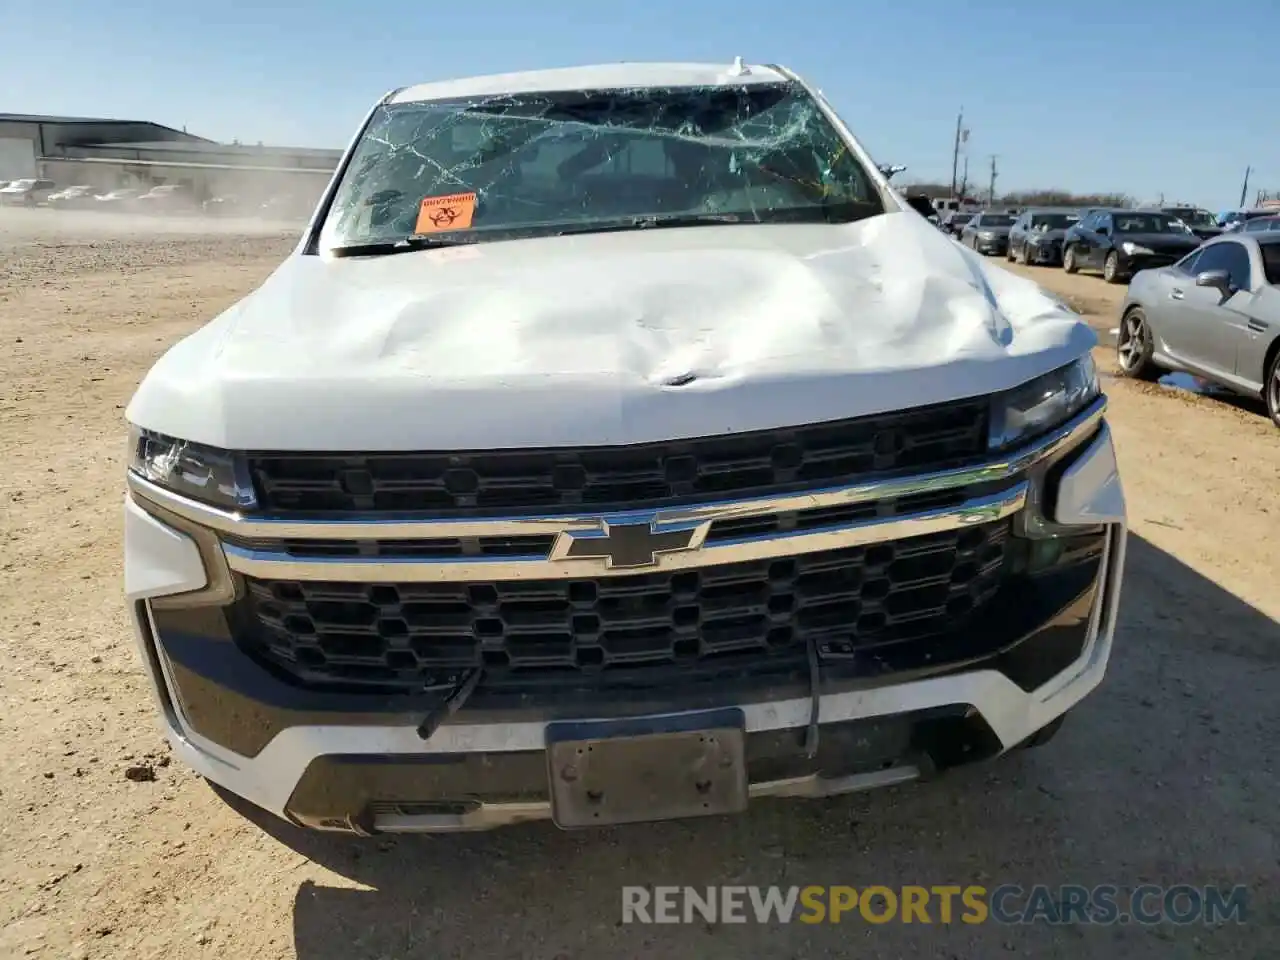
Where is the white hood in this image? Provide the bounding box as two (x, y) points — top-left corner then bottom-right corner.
(126, 212), (1095, 450)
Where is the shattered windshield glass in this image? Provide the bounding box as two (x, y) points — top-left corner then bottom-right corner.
(319, 81), (884, 251)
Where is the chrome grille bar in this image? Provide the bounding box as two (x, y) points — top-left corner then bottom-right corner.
(125, 398), (1104, 583)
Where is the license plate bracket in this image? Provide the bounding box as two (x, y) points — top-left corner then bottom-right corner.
(545, 709), (748, 828)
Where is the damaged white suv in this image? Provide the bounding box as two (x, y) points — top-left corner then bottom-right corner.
(124, 61), (1127, 834)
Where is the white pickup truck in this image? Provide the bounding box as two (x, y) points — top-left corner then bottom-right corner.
(123, 61), (1127, 835)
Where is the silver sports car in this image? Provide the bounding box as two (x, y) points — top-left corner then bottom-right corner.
(1117, 233), (1280, 427)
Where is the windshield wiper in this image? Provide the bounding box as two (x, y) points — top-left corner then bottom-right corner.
(552, 205), (876, 238)
(327, 235), (478, 258)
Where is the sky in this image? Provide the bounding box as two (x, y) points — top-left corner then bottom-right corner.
(1, 0), (1276, 210)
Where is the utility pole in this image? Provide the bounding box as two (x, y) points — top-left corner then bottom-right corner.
(1239, 166), (1251, 208)
(949, 108), (963, 198)
(988, 155), (999, 205)
(959, 155), (969, 199)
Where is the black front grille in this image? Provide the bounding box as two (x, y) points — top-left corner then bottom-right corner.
(247, 399), (989, 516)
(240, 518), (1010, 691)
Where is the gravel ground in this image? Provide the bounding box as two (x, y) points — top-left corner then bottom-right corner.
(0, 210), (1276, 960)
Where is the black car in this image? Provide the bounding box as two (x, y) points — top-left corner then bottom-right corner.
(959, 210), (1016, 255)
(1007, 208), (1081, 266)
(1062, 209), (1202, 283)
(1162, 205), (1222, 241)
(939, 210), (975, 237)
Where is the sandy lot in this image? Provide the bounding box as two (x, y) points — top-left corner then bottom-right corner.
(0, 212), (1276, 960)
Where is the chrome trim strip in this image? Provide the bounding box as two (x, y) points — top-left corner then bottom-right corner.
(220, 484), (1026, 582)
(125, 395), (1106, 541)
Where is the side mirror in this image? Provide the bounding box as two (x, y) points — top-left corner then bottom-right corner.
(1195, 269), (1234, 297)
(903, 194), (935, 219)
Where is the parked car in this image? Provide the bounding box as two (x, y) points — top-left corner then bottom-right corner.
(45, 185), (99, 209)
(134, 183), (200, 215)
(258, 192), (317, 220)
(1241, 215), (1280, 235)
(123, 61), (1125, 835)
(94, 187), (144, 210)
(1221, 209), (1278, 234)
(1161, 206), (1221, 241)
(1007, 208), (1081, 266)
(0, 178), (58, 206)
(939, 210), (974, 237)
(1063, 209), (1202, 283)
(202, 194), (257, 217)
(959, 210), (1015, 255)
(1117, 233), (1280, 426)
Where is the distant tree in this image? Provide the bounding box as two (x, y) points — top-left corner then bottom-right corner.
(899, 183), (1134, 207)
(999, 188), (1136, 208)
(900, 182), (954, 199)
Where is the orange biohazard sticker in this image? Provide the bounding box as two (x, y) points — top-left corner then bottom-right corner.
(414, 192), (477, 234)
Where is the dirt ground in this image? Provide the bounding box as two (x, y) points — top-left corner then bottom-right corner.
(0, 211), (1276, 960)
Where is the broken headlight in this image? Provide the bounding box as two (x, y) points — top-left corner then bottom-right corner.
(988, 355), (1099, 451)
(127, 425), (256, 509)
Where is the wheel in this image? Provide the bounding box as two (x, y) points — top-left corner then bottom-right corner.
(1063, 245), (1078, 274)
(1005, 244), (1015, 262)
(1017, 714), (1066, 750)
(1103, 250), (1125, 284)
(1116, 307), (1159, 380)
(1265, 349), (1280, 429)
(1017, 243), (1030, 265)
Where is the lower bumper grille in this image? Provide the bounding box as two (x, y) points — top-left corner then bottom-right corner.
(240, 518), (1011, 691)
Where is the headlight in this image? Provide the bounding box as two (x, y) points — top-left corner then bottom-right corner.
(127, 425), (256, 509)
(1121, 242), (1154, 256)
(979, 230), (995, 239)
(988, 355), (1100, 451)
(1027, 234), (1044, 245)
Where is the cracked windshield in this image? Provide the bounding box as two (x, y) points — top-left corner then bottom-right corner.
(320, 81), (883, 250)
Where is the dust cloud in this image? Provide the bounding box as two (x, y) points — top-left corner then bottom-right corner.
(0, 205), (307, 251)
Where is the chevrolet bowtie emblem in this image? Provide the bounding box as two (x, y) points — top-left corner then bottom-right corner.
(549, 518), (711, 570)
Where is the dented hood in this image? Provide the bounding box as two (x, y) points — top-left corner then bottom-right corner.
(127, 211), (1096, 450)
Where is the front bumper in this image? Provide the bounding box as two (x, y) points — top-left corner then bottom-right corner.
(124, 402), (1127, 833)
(974, 236), (1009, 255)
(1025, 240), (1062, 264)
(1119, 251), (1194, 274)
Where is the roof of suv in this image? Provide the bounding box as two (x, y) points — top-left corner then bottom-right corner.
(390, 62), (791, 104)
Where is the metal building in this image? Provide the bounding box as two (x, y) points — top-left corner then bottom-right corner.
(0, 112), (341, 208)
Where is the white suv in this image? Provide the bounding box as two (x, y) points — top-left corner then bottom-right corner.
(123, 61), (1127, 835)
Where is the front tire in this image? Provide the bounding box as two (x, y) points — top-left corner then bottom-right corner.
(1063, 245), (1079, 273)
(1103, 251), (1125, 284)
(1117, 307), (1159, 380)
(1265, 349), (1280, 429)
